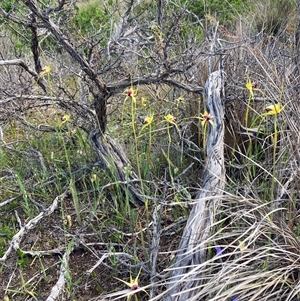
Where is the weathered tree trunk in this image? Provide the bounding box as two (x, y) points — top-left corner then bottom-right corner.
(165, 70), (225, 301)
(88, 130), (144, 206)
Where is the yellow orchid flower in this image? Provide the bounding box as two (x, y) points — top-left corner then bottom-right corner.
(125, 87), (139, 98)
(124, 87), (138, 104)
(144, 115), (154, 125)
(199, 110), (214, 150)
(163, 114), (180, 137)
(200, 110), (214, 128)
(176, 96), (184, 102)
(262, 103), (283, 116)
(115, 273), (139, 290)
(90, 173), (97, 183)
(140, 115), (154, 133)
(164, 114), (177, 124)
(246, 78), (254, 98)
(125, 88), (134, 97)
(114, 268), (148, 300)
(61, 114), (70, 124)
(39, 65), (51, 77)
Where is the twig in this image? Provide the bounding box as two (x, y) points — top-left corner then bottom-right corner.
(85, 252), (144, 287)
(0, 59), (47, 92)
(110, 222), (153, 237)
(45, 245), (73, 301)
(149, 202), (162, 298)
(22, 248), (64, 257)
(14, 210), (22, 228)
(0, 196), (18, 209)
(0, 190), (68, 262)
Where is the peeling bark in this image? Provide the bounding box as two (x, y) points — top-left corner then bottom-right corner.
(165, 70), (226, 301)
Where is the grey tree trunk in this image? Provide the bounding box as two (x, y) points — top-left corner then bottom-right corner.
(165, 70), (226, 301)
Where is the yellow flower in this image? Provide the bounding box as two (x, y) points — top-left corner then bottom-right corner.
(115, 272), (139, 290)
(140, 115), (154, 133)
(124, 87), (138, 104)
(200, 110), (214, 128)
(90, 173), (97, 182)
(125, 87), (138, 98)
(164, 114), (177, 124)
(39, 65), (51, 77)
(176, 96), (184, 102)
(262, 103), (283, 116)
(246, 78), (254, 98)
(61, 114), (70, 124)
(144, 115), (154, 125)
(114, 268), (148, 300)
(141, 97), (147, 107)
(199, 110), (214, 150)
(63, 215), (72, 228)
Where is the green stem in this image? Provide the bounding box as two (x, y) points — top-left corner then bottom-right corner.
(166, 124), (174, 185)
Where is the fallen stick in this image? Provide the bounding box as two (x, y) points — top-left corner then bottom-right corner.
(0, 190), (68, 262)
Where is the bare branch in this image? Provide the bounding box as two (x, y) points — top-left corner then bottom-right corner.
(29, 13), (43, 74)
(0, 190), (68, 262)
(0, 59), (37, 76)
(23, 0), (106, 92)
(0, 59), (47, 92)
(45, 246), (73, 301)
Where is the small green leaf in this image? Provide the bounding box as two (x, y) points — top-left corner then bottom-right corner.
(16, 248), (24, 257)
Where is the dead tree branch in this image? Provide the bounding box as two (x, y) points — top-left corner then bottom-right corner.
(45, 244), (73, 301)
(0, 190), (68, 262)
(165, 70), (226, 301)
(0, 59), (47, 92)
(88, 130), (144, 205)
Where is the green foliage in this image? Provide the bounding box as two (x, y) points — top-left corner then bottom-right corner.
(1, 0), (16, 13)
(0, 223), (15, 256)
(183, 0), (246, 24)
(73, 0), (111, 35)
(1, 6), (31, 56)
(16, 248), (28, 267)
